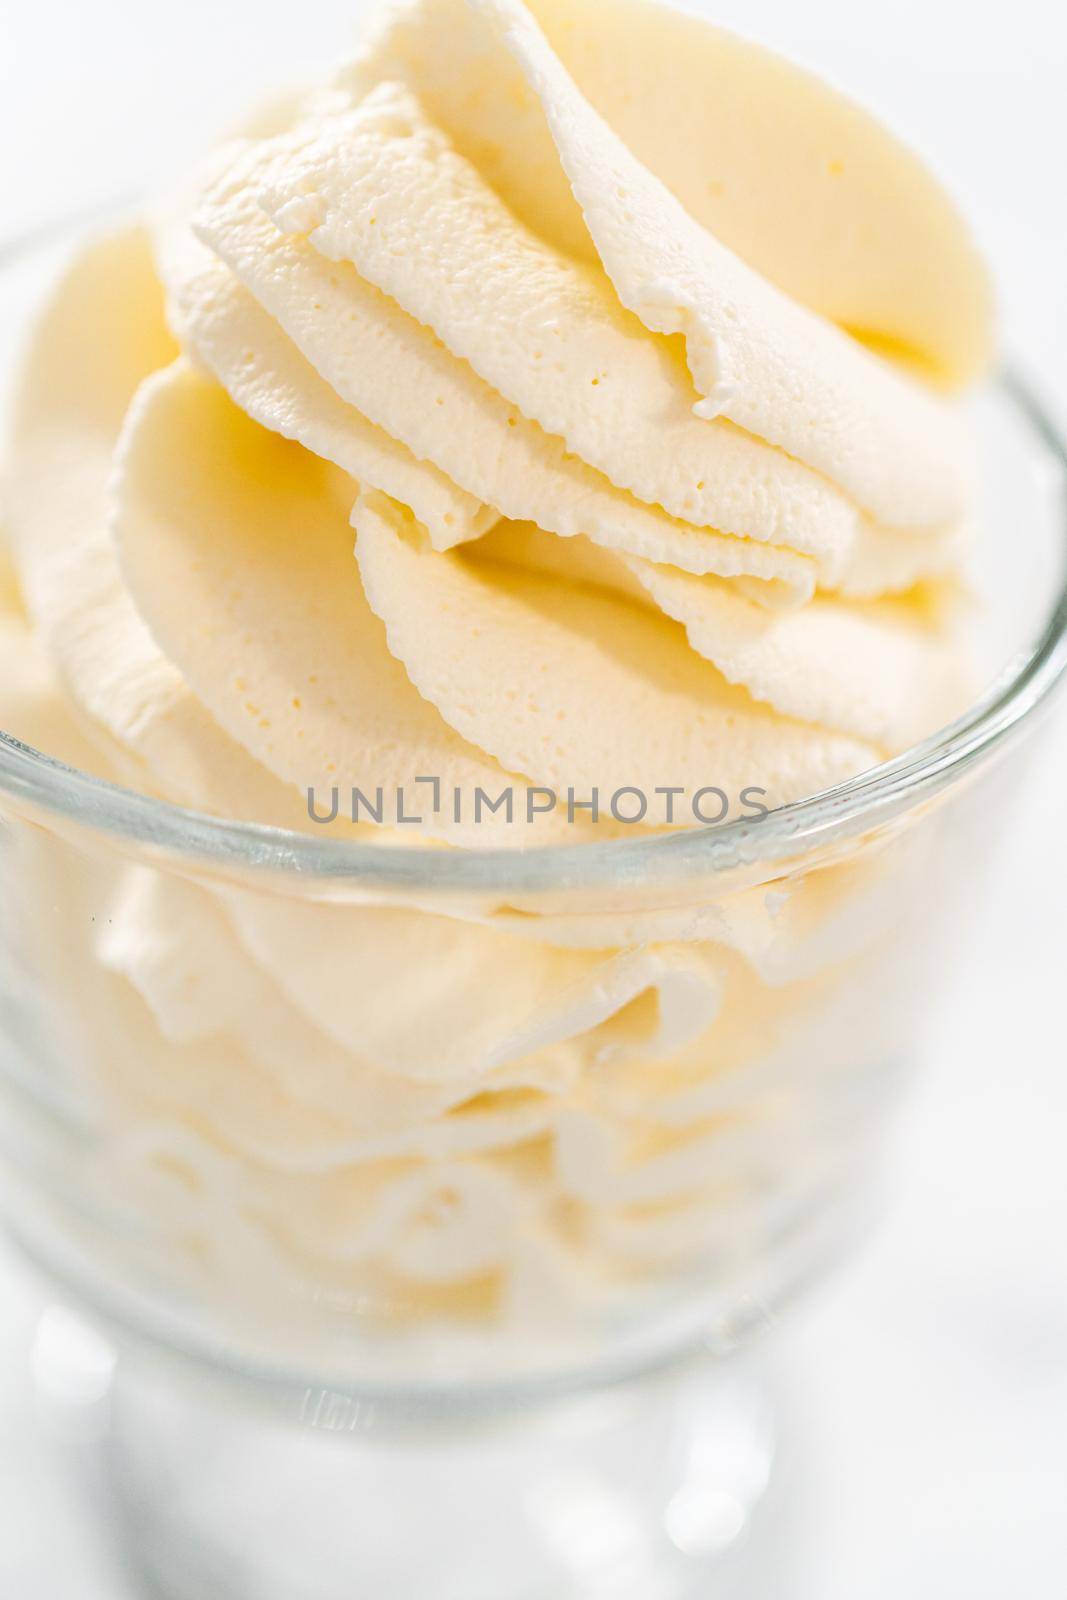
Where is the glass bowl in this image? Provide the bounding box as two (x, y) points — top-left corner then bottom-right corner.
(1, 222), (1065, 1599)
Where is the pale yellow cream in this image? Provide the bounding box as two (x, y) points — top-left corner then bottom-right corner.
(0, 0), (991, 1334)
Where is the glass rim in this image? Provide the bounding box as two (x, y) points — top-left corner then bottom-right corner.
(1, 215), (1066, 893)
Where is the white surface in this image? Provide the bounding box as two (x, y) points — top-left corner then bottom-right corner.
(1, 0), (1066, 1593)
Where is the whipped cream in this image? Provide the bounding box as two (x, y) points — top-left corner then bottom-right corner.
(0, 0), (992, 1336)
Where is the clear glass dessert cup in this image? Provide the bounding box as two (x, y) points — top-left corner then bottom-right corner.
(1, 228), (1066, 1599)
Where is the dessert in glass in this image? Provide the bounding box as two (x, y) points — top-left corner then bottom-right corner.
(0, 0), (1064, 1593)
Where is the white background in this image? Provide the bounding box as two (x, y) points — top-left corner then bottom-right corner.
(1, 1), (1066, 1594)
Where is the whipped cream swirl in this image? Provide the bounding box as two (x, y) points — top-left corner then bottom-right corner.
(4, 0), (989, 843)
(0, 0), (992, 1333)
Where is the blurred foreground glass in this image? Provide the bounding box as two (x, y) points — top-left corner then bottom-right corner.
(1, 230), (1065, 1599)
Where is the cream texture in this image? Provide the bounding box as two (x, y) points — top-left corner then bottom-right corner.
(0, 0), (991, 1331)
